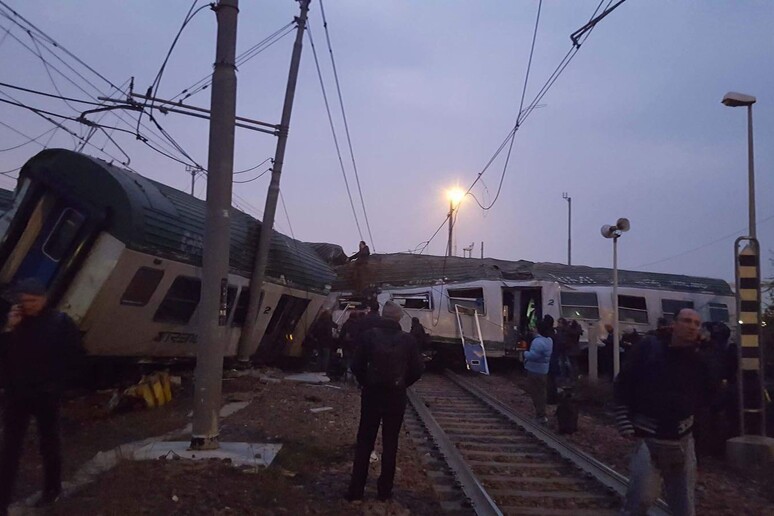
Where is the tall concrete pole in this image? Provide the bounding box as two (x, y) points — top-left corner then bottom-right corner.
(563, 192), (572, 265)
(613, 236), (620, 378)
(237, 0), (310, 362)
(447, 201), (453, 257)
(191, 0), (239, 450)
(747, 104), (756, 239)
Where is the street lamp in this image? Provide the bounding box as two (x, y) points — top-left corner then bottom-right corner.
(562, 192), (571, 265)
(722, 91), (757, 238)
(447, 187), (465, 257)
(601, 217), (630, 377)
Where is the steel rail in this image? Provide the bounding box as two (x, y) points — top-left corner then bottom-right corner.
(406, 387), (502, 516)
(445, 370), (670, 516)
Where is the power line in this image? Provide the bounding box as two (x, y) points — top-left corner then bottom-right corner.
(170, 20), (296, 103)
(232, 167), (271, 184)
(419, 0), (623, 254)
(635, 213), (774, 269)
(0, 121), (56, 152)
(318, 0), (376, 251)
(306, 22), (363, 241)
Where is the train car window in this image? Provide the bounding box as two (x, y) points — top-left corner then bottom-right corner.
(709, 302), (729, 323)
(618, 295), (649, 324)
(338, 296), (365, 310)
(661, 299), (695, 322)
(153, 276), (201, 324)
(231, 289), (263, 327)
(227, 285), (238, 316)
(447, 287), (485, 315)
(120, 267), (164, 306)
(42, 208), (85, 262)
(393, 292), (432, 310)
(560, 291), (599, 319)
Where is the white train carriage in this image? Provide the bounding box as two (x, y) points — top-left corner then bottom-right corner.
(330, 254), (735, 372)
(0, 149), (335, 362)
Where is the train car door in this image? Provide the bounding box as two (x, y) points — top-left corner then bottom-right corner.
(256, 294), (311, 361)
(502, 287), (542, 344)
(12, 199), (86, 288)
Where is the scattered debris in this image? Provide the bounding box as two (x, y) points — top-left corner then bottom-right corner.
(108, 372), (175, 413)
(172, 495), (179, 502)
(309, 407), (333, 414)
(304, 395), (323, 403)
(369, 451), (379, 463)
(284, 372), (330, 384)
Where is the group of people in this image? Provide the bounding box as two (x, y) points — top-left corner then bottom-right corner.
(521, 309), (737, 515)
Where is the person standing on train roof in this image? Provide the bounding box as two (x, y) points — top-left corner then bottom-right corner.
(523, 317), (554, 424)
(614, 308), (714, 516)
(346, 301), (424, 502)
(0, 279), (83, 515)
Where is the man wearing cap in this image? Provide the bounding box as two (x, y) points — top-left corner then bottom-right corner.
(0, 279), (82, 513)
(347, 301), (424, 502)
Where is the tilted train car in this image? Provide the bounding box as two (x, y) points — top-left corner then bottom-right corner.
(0, 149), (335, 362)
(330, 253), (735, 372)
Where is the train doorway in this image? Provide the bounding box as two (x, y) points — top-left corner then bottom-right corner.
(502, 287), (542, 346)
(255, 294), (310, 362)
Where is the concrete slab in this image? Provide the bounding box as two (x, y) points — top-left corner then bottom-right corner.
(726, 435), (774, 473)
(284, 372), (330, 384)
(132, 441), (282, 467)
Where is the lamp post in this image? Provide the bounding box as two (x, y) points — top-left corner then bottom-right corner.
(601, 217), (630, 377)
(562, 192), (571, 265)
(722, 91), (757, 238)
(447, 188), (465, 257)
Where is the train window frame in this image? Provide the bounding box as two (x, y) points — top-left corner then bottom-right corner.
(447, 287), (486, 315)
(338, 296), (365, 311)
(120, 267), (164, 307)
(392, 292), (432, 310)
(618, 295), (649, 324)
(41, 207), (86, 262)
(153, 276), (202, 325)
(709, 302), (730, 323)
(231, 288), (263, 327)
(560, 291), (599, 320)
(661, 299), (695, 322)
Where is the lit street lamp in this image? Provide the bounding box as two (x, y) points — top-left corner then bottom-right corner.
(722, 91), (757, 238)
(601, 217), (630, 377)
(447, 187), (465, 257)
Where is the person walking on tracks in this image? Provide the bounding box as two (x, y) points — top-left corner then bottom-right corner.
(0, 279), (83, 514)
(346, 301), (424, 502)
(614, 308), (713, 516)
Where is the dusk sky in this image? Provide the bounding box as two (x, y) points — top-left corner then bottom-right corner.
(1, 1), (772, 286)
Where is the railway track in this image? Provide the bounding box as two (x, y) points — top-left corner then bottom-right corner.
(406, 371), (669, 516)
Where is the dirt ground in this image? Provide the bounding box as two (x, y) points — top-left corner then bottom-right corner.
(2, 371), (442, 515)
(5, 365), (772, 515)
(475, 369), (774, 516)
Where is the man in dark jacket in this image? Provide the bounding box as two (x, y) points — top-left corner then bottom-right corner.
(614, 308), (712, 516)
(0, 279), (82, 514)
(347, 301), (424, 502)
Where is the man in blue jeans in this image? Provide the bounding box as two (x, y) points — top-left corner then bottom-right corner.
(614, 309), (713, 516)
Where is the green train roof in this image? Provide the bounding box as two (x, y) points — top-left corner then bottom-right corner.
(333, 253), (733, 296)
(21, 149), (335, 293)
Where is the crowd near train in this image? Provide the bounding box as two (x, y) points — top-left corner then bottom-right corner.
(0, 149), (739, 376)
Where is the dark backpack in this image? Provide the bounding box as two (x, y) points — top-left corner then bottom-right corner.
(365, 329), (409, 389)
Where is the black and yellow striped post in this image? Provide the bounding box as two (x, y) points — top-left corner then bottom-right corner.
(734, 237), (766, 436)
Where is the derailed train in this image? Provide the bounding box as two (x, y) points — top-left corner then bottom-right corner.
(330, 253), (736, 372)
(0, 149), (336, 363)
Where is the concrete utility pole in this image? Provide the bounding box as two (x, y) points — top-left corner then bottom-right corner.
(191, 0), (239, 451)
(562, 192), (572, 265)
(237, 0), (310, 362)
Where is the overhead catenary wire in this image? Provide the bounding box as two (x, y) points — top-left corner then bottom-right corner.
(0, 3), (204, 167)
(170, 20), (297, 103)
(634, 213), (774, 270)
(306, 22), (364, 241)
(318, 0), (376, 251)
(0, 8), (195, 165)
(418, 0), (623, 255)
